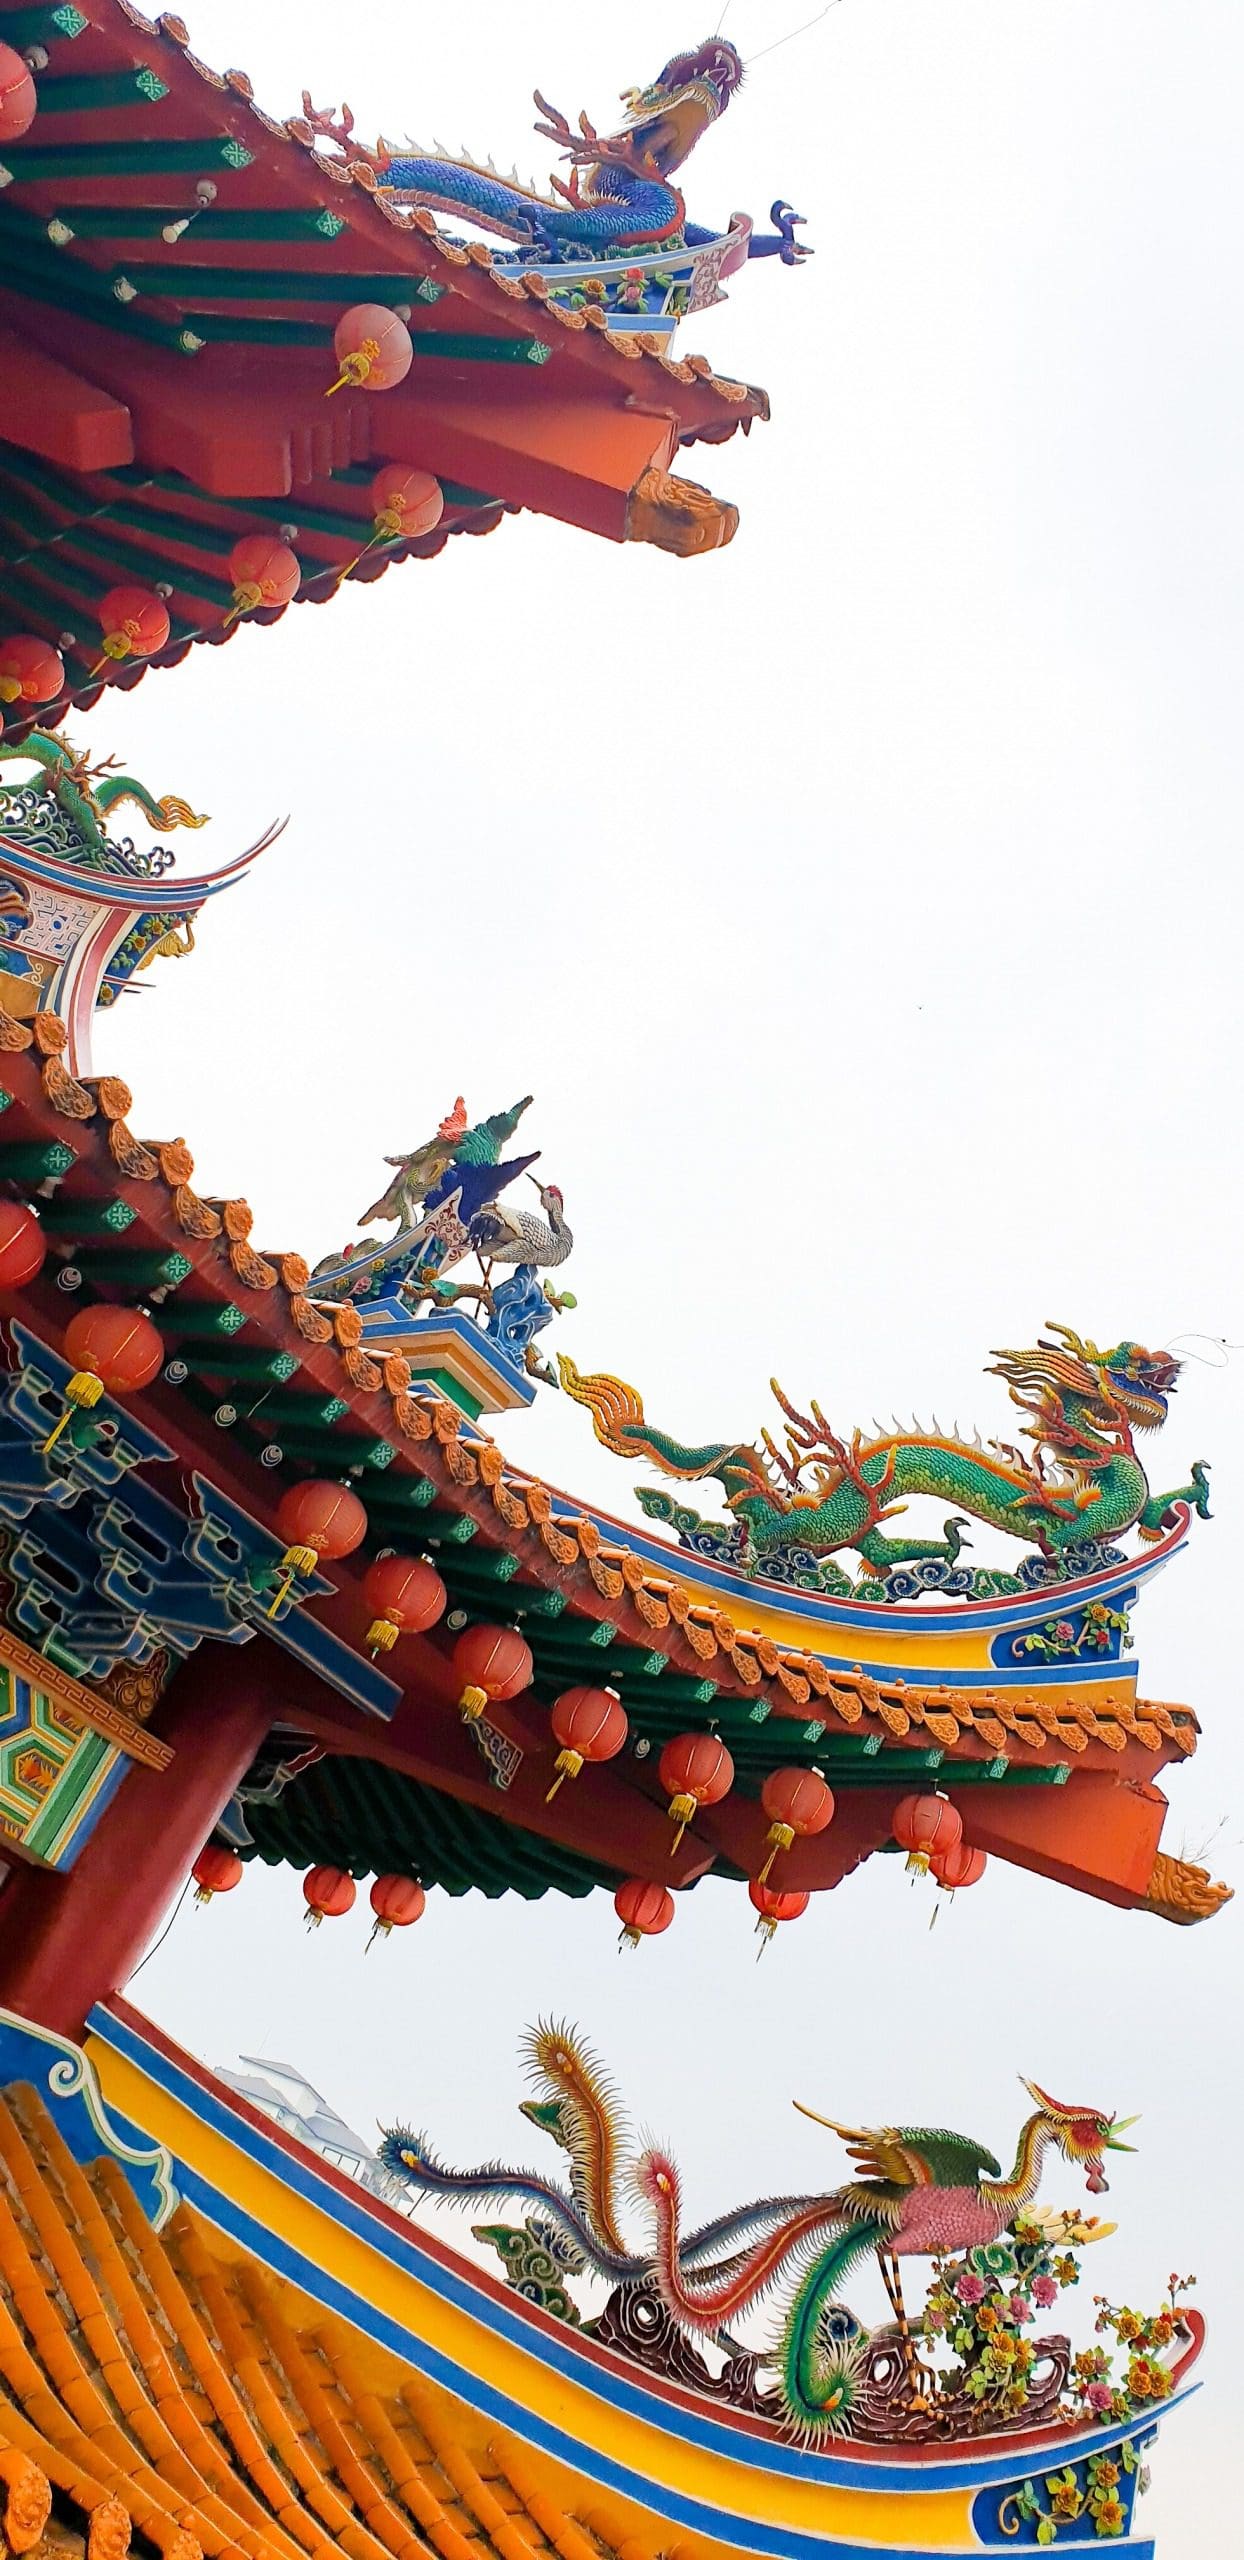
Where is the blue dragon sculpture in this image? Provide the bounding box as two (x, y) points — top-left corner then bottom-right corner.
(301, 39), (810, 268)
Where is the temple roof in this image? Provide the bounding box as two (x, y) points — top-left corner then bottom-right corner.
(0, 2), (767, 736)
(0, 2079), (670, 2560)
(0, 999), (1227, 1926)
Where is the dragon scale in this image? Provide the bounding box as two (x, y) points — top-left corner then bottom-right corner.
(559, 1329), (1211, 1573)
(376, 157), (683, 252)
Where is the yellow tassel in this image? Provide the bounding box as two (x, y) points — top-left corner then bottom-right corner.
(757, 1819), (795, 1886)
(366, 1615), (399, 1656)
(222, 579), (265, 627)
(41, 1368), (104, 1455)
(545, 1747), (583, 1804)
(667, 1791), (696, 1855)
(266, 1542), (318, 1619)
(325, 340), (379, 397)
(459, 1683), (489, 1724)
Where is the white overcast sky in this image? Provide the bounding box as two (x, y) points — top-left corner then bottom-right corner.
(82, 6), (1242, 2549)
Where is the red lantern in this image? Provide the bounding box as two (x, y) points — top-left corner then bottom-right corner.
(546, 1686), (628, 1801)
(892, 1792), (962, 1877)
(370, 464), (444, 541)
(932, 1839), (987, 1896)
(92, 585), (170, 673)
(749, 1879), (810, 1949)
(367, 1873), (426, 1949)
(42, 1302), (163, 1454)
(327, 304), (414, 396)
(0, 45), (37, 144)
(268, 1478), (368, 1617)
(225, 535), (301, 623)
(452, 1622), (532, 1724)
(614, 1878), (675, 1950)
(362, 1552), (446, 1654)
(757, 1766), (835, 1884)
(276, 1478), (368, 1561)
(0, 1201), (45, 1290)
(63, 1303), (163, 1392)
(303, 1865), (356, 1928)
(658, 1731), (734, 1853)
(0, 636), (64, 707)
(192, 1844), (244, 1905)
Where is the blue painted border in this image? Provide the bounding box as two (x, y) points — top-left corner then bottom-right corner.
(541, 1496), (1185, 1652)
(89, 2005), (1198, 2524)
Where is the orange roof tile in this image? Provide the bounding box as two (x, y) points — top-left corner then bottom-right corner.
(0, 1005), (1204, 1782)
(0, 2086), (671, 2560)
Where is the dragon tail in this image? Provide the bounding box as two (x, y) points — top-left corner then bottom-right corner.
(520, 2018), (630, 2259)
(557, 1357), (737, 1482)
(777, 2220), (882, 2439)
(94, 781), (208, 828)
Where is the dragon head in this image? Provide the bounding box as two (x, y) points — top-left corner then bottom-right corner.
(1021, 2078), (1139, 2195)
(616, 38), (744, 175)
(989, 1325), (1180, 1448)
(1095, 1341), (1181, 1433)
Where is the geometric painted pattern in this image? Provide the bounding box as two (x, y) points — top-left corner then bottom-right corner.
(0, 1662), (122, 1868)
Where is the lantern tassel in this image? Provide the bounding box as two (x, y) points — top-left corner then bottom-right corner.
(327, 529), (389, 593)
(545, 1747), (584, 1804)
(459, 1684), (489, 1725)
(222, 581), (265, 628)
(325, 340), (380, 398)
(366, 1918), (391, 1953)
(40, 1368), (105, 1455)
(755, 1914), (776, 1959)
(87, 634), (133, 679)
(757, 1819), (795, 1886)
(266, 1542), (319, 1619)
(667, 1791), (697, 1855)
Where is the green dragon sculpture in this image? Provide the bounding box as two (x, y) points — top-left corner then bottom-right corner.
(0, 729), (207, 865)
(558, 1326), (1210, 1580)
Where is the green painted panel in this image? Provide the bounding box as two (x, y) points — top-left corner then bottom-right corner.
(2, 138), (253, 177)
(240, 1754), (619, 1901)
(35, 71), (170, 112)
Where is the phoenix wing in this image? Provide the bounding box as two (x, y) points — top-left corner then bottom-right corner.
(805, 2114), (1001, 2189)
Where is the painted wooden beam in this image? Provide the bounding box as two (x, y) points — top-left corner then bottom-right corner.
(0, 326), (133, 470)
(370, 386), (677, 543)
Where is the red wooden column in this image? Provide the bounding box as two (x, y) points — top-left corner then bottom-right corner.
(0, 1648), (279, 2041)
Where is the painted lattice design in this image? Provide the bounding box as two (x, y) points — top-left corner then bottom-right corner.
(0, 1662), (119, 1865)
